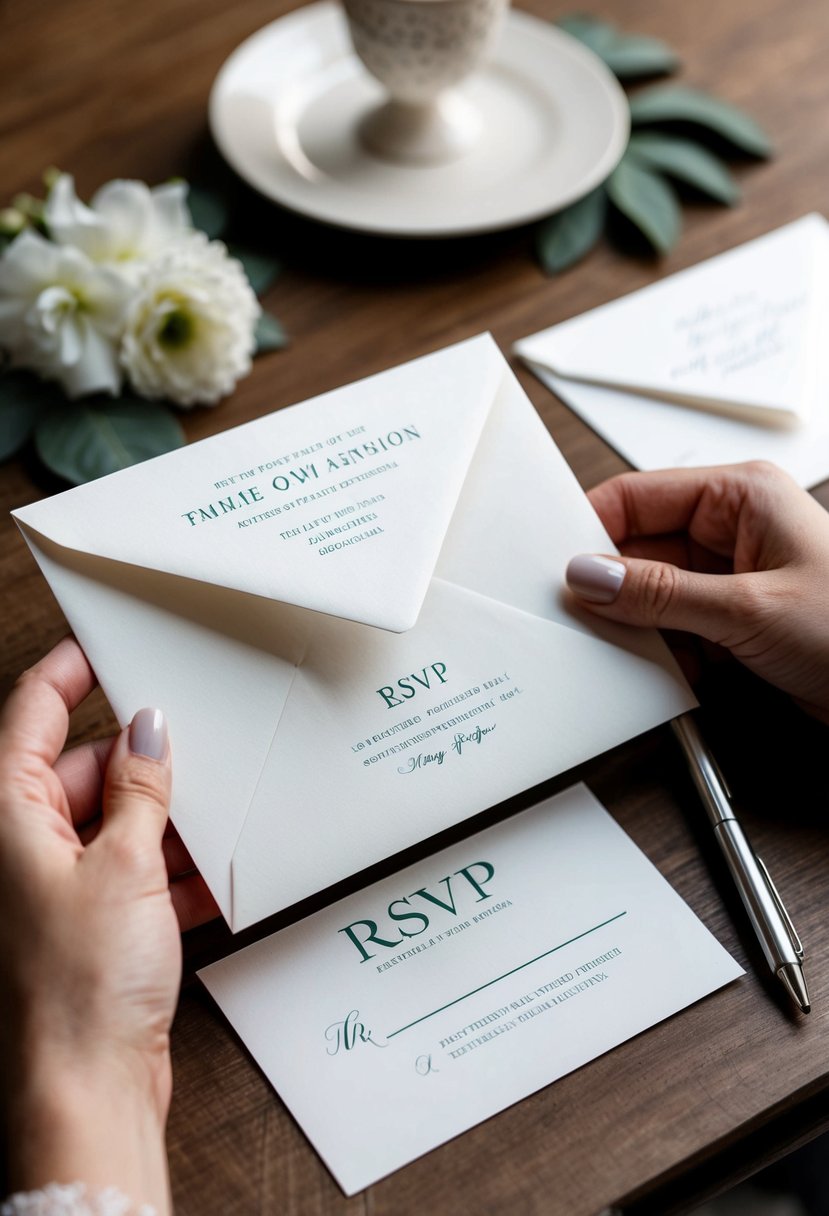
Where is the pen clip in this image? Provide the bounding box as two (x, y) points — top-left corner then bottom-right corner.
(756, 855), (804, 959)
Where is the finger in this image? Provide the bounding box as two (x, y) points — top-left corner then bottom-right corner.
(588, 468), (724, 542)
(619, 533), (733, 576)
(170, 872), (221, 932)
(80, 820), (195, 878)
(566, 553), (758, 646)
(78, 809), (219, 931)
(0, 637), (96, 770)
(53, 737), (114, 827)
(587, 463), (776, 555)
(81, 816), (196, 880)
(688, 537), (734, 577)
(99, 709), (171, 856)
(619, 533), (694, 568)
(162, 831), (197, 877)
(77, 816), (102, 847)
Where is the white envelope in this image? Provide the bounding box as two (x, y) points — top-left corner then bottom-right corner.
(13, 335), (695, 931)
(516, 215), (829, 485)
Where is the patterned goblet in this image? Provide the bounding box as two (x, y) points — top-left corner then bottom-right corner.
(343, 0), (509, 163)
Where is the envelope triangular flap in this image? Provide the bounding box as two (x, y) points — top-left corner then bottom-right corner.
(13, 335), (504, 633)
(516, 215), (829, 425)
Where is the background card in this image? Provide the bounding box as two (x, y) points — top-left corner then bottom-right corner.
(516, 216), (829, 487)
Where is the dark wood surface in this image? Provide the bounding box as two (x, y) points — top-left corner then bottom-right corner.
(3, 0), (829, 1212)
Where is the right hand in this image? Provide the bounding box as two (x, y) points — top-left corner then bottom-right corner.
(566, 460), (829, 724)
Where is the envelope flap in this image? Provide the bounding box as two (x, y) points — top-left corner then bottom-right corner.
(516, 214), (829, 422)
(13, 335), (504, 632)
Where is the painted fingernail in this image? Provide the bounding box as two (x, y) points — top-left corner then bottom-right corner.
(566, 555), (626, 604)
(129, 708), (168, 760)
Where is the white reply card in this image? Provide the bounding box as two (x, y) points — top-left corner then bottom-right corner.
(200, 784), (742, 1194)
(516, 216), (829, 487)
(13, 335), (695, 932)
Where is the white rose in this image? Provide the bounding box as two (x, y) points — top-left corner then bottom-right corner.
(120, 231), (260, 407)
(44, 173), (191, 282)
(0, 228), (130, 397)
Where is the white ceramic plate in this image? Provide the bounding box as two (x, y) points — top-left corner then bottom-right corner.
(208, 1), (630, 237)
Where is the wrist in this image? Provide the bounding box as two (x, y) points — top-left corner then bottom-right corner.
(3, 1052), (171, 1215)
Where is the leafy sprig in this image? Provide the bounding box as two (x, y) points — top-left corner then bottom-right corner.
(536, 16), (772, 273)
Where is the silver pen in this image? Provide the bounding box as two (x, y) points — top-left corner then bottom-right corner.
(671, 712), (810, 1014)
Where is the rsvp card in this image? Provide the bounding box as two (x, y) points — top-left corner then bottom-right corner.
(200, 784), (742, 1194)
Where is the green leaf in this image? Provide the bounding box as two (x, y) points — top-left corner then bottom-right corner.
(536, 188), (607, 273)
(600, 35), (679, 79)
(629, 86), (772, 157)
(626, 132), (739, 204)
(607, 156), (681, 253)
(229, 245), (281, 297)
(556, 15), (678, 78)
(254, 311), (288, 354)
(0, 371), (62, 461)
(35, 397), (185, 485)
(186, 185), (230, 239)
(555, 14), (617, 56)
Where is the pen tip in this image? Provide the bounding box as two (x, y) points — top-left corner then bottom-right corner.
(778, 964), (811, 1015)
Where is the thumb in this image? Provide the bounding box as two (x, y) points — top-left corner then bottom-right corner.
(566, 553), (748, 644)
(100, 708), (171, 855)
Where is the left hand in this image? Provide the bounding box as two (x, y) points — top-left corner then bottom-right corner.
(0, 637), (217, 1212)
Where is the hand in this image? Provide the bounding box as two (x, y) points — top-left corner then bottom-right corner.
(566, 461), (829, 724)
(0, 638), (218, 1212)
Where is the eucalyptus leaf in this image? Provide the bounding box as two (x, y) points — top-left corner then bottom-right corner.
(0, 371), (62, 461)
(629, 86), (772, 157)
(536, 188), (607, 273)
(555, 15), (617, 55)
(627, 133), (739, 204)
(600, 35), (679, 79)
(607, 156), (681, 253)
(35, 398), (185, 485)
(556, 15), (677, 78)
(255, 312), (288, 354)
(186, 185), (230, 239)
(229, 245), (282, 297)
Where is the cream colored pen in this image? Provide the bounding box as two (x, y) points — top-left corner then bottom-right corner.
(671, 712), (810, 1014)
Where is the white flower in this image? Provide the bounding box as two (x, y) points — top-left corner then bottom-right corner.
(0, 228), (130, 397)
(120, 232), (260, 407)
(44, 173), (191, 282)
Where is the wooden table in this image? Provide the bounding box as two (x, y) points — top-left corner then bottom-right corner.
(3, 0), (829, 1212)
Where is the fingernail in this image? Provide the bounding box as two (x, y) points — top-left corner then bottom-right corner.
(129, 708), (168, 760)
(566, 555), (626, 604)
